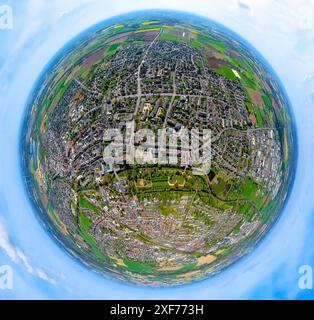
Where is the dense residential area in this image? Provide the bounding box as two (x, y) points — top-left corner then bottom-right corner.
(23, 13), (294, 285)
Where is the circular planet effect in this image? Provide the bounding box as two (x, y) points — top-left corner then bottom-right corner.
(21, 11), (295, 286)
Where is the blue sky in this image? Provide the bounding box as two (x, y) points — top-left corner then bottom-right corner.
(1, 0), (314, 299)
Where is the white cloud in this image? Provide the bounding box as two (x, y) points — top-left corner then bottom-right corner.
(10, 0), (95, 55)
(0, 219), (57, 285)
(237, 0), (253, 11)
(35, 268), (56, 285)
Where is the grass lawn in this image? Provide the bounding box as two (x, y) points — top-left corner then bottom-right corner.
(79, 195), (101, 215)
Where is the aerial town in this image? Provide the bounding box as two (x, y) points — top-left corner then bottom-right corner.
(23, 13), (294, 285)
